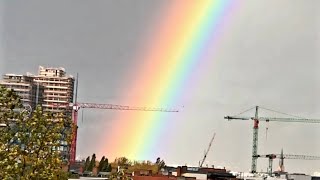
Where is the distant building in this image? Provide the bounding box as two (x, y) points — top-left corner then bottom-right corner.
(0, 74), (40, 110)
(157, 166), (237, 180)
(0, 66), (74, 115)
(0, 66), (75, 161)
(132, 169), (196, 180)
(241, 172), (314, 180)
(132, 175), (196, 180)
(33, 66), (74, 115)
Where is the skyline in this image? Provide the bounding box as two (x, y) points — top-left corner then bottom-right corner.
(1, 0), (320, 175)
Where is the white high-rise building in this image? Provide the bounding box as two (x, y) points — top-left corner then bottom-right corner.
(33, 66), (74, 115)
(1, 66), (75, 160)
(1, 66), (75, 115)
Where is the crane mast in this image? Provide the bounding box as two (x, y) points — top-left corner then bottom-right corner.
(224, 105), (320, 173)
(70, 73), (79, 165)
(199, 132), (216, 167)
(252, 106), (259, 173)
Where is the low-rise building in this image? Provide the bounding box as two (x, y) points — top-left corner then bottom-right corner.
(159, 165), (237, 180)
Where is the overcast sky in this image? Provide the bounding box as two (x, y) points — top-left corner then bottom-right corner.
(1, 0), (320, 175)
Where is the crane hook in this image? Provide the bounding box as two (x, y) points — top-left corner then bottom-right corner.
(266, 120), (269, 141)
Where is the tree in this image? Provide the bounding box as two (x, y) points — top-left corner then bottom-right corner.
(155, 157), (166, 171)
(107, 164), (112, 172)
(87, 153), (96, 171)
(114, 157), (132, 168)
(99, 156), (111, 172)
(0, 86), (74, 179)
(98, 156), (106, 172)
(84, 156), (90, 171)
(0, 86), (25, 179)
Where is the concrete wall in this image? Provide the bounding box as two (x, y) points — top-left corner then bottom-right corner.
(182, 173), (207, 180)
(288, 174), (312, 180)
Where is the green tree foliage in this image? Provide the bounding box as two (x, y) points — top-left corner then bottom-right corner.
(114, 157), (132, 168)
(0, 86), (74, 179)
(98, 156), (111, 172)
(98, 156), (106, 172)
(102, 158), (111, 172)
(112, 157), (167, 175)
(107, 164), (112, 172)
(155, 157), (166, 171)
(84, 156), (90, 171)
(87, 153), (96, 171)
(129, 160), (158, 174)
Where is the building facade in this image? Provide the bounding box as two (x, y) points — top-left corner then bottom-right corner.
(33, 66), (74, 115)
(0, 74), (40, 110)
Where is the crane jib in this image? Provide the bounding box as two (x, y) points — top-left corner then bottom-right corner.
(224, 116), (320, 123)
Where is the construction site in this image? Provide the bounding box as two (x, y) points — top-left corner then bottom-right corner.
(1, 66), (320, 180)
(224, 106), (320, 180)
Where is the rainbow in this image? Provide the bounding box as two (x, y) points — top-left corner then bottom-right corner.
(102, 0), (237, 161)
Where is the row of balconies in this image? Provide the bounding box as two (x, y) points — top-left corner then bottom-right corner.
(43, 99), (69, 103)
(0, 82), (32, 86)
(41, 82), (73, 86)
(34, 78), (73, 83)
(45, 85), (69, 89)
(44, 90), (69, 94)
(44, 94), (71, 98)
(42, 104), (68, 109)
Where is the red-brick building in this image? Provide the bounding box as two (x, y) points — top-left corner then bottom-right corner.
(132, 166), (238, 180)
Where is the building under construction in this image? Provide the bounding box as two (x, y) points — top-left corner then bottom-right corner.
(0, 66), (75, 159)
(32, 66), (74, 115)
(0, 66), (74, 115)
(0, 74), (39, 110)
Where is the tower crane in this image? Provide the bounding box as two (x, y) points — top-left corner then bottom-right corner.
(254, 149), (320, 176)
(224, 106), (320, 173)
(199, 132), (216, 167)
(69, 75), (179, 163)
(69, 102), (179, 163)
